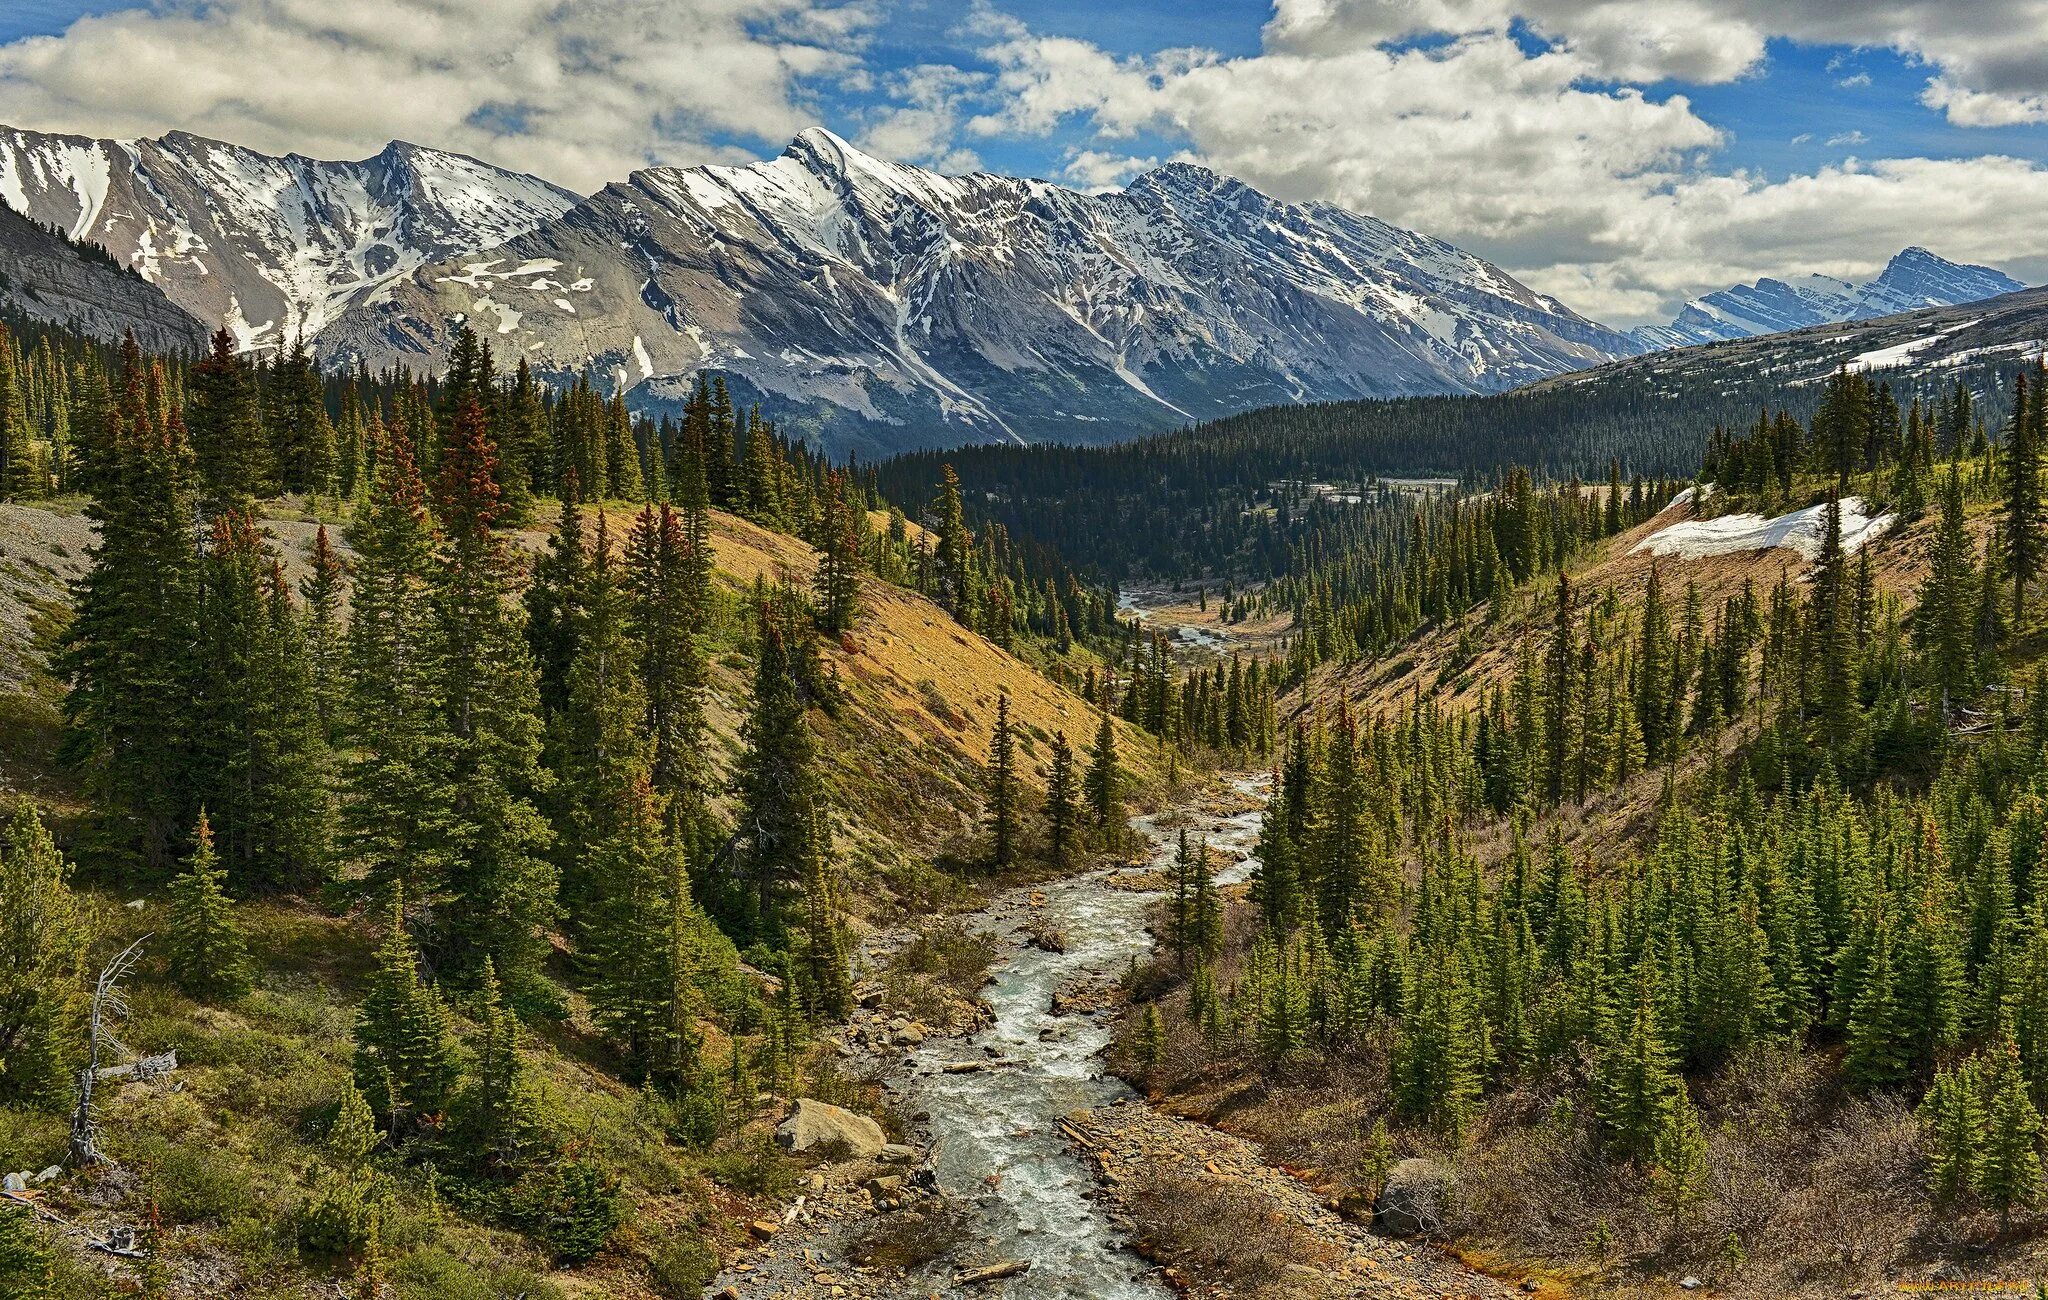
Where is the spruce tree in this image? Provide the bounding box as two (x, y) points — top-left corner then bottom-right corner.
(187, 328), (271, 510)
(194, 509), (330, 892)
(1919, 464), (1981, 713)
(2007, 366), (2043, 629)
(430, 395), (558, 1002)
(1596, 975), (1682, 1163)
(1920, 1054), (1986, 1205)
(813, 479), (863, 635)
(1085, 700), (1122, 830)
(0, 1202), (53, 1300)
(1978, 1036), (2044, 1222)
(453, 959), (547, 1171)
(341, 431), (450, 895)
(583, 775), (688, 1074)
(353, 886), (463, 1129)
(166, 812), (252, 1001)
(1044, 729), (1078, 866)
(60, 349), (202, 874)
(626, 503), (710, 841)
(733, 618), (831, 942)
(987, 691), (1018, 869)
(302, 524), (349, 742)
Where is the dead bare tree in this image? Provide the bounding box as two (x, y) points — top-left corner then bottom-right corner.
(68, 936), (149, 1167)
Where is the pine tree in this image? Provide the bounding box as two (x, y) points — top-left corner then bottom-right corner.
(2008, 366), (2044, 629)
(0, 806), (90, 1110)
(353, 886), (463, 1129)
(987, 691), (1018, 869)
(1085, 700), (1122, 830)
(1979, 1036), (2044, 1221)
(187, 328), (271, 509)
(431, 395), (557, 1002)
(60, 349), (202, 874)
(1044, 729), (1078, 865)
(166, 812), (251, 1001)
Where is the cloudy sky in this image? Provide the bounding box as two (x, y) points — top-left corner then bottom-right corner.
(4, 0), (2048, 327)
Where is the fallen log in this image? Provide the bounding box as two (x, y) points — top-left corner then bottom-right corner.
(955, 1259), (1031, 1286)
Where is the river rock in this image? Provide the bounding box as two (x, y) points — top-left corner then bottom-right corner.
(880, 1143), (919, 1163)
(775, 1099), (887, 1159)
(1375, 1158), (1452, 1236)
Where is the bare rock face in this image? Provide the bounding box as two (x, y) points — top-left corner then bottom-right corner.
(775, 1098), (887, 1160)
(0, 204), (207, 354)
(1374, 1157), (1453, 1237)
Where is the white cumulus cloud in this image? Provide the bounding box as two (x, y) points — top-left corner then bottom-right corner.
(0, 0), (879, 192)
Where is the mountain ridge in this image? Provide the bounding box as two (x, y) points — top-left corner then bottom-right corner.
(0, 123), (578, 351)
(1630, 245), (2026, 349)
(319, 126), (1644, 456)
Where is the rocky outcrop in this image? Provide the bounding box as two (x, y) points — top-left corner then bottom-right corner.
(0, 204), (207, 354)
(775, 1099), (887, 1160)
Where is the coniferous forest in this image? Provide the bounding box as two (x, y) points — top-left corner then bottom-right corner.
(0, 316), (1292, 1297)
(9, 297), (2048, 1299)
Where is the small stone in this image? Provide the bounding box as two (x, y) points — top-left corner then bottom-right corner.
(1521, 1282), (1541, 1294)
(34, 1167), (61, 1185)
(1679, 1278), (1702, 1291)
(748, 1219), (780, 1240)
(1, 1173), (26, 1192)
(880, 1143), (918, 1164)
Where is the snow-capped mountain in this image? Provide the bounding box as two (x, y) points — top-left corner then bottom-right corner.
(323, 128), (1642, 454)
(0, 126), (578, 351)
(1632, 247), (2026, 350)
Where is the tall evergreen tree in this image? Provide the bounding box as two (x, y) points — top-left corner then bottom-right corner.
(430, 396), (557, 1002)
(987, 691), (1018, 869)
(60, 349), (201, 874)
(353, 886), (463, 1129)
(1044, 729), (1078, 866)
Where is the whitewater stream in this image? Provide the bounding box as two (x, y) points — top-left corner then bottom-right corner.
(879, 773), (1271, 1296)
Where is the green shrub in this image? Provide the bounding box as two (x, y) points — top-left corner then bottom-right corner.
(510, 1156), (622, 1263)
(648, 1234), (720, 1298)
(298, 1167), (381, 1258)
(151, 1143), (255, 1224)
(702, 1134), (796, 1199)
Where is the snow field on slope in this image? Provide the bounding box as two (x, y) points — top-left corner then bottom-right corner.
(1632, 495), (1894, 562)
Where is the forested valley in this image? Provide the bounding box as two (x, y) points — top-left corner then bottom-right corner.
(10, 301), (2048, 1299)
(0, 317), (1286, 1298)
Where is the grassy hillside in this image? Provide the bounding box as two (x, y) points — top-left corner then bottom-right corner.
(0, 494), (1160, 1300)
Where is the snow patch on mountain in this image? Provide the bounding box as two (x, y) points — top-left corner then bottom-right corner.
(323, 127), (1643, 455)
(0, 125), (578, 349)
